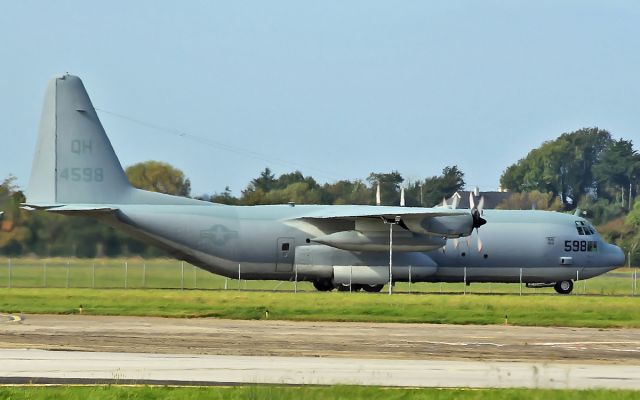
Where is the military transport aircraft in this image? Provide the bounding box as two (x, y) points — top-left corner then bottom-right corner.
(24, 75), (625, 294)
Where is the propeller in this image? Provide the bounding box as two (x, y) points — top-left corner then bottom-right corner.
(469, 192), (486, 230)
(452, 195), (460, 209)
(469, 191), (487, 252)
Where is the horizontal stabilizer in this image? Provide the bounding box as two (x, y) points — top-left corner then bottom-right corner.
(21, 203), (118, 215)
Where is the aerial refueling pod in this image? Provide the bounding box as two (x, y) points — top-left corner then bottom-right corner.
(294, 245), (438, 284)
(332, 265), (438, 285)
(312, 230), (445, 252)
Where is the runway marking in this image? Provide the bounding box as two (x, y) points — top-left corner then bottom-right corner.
(2, 314), (24, 323)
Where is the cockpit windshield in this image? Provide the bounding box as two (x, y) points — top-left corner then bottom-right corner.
(575, 221), (596, 235)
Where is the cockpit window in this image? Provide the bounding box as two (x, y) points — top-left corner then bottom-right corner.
(575, 221), (595, 236)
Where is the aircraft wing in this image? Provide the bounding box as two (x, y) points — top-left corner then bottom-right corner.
(293, 205), (474, 238)
(297, 205), (467, 220)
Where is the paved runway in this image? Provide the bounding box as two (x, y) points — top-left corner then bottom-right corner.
(3, 348), (640, 389)
(2, 314), (640, 389)
(2, 314), (640, 363)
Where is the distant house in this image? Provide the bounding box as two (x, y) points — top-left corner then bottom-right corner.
(445, 189), (514, 210)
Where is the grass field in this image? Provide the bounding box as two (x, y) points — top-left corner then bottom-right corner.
(1, 286), (639, 327)
(0, 257), (638, 296)
(0, 386), (638, 400)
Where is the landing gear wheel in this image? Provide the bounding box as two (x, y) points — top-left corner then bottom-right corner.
(336, 284), (363, 292)
(362, 284), (384, 293)
(313, 279), (335, 292)
(554, 280), (573, 294)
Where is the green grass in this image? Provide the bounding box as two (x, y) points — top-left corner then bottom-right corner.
(1, 287), (639, 327)
(0, 257), (638, 296)
(0, 386), (638, 400)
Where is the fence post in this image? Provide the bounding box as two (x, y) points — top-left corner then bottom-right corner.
(66, 260), (70, 289)
(408, 265), (412, 294)
(519, 268), (523, 296)
(193, 264), (197, 289)
(237, 263), (241, 290)
(634, 267), (637, 296)
(294, 263), (298, 293)
(180, 261), (184, 290)
(224, 277), (228, 290)
(463, 267), (467, 295)
(576, 270), (579, 295)
(349, 266), (353, 293)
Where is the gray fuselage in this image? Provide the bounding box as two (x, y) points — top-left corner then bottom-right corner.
(102, 203), (624, 285)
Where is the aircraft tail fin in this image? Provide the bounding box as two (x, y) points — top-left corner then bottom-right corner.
(27, 75), (200, 207)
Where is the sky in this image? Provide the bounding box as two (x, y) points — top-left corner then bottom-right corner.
(1, 1), (639, 197)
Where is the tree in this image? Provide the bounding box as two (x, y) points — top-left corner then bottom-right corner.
(405, 166), (465, 207)
(249, 168), (277, 192)
(126, 161), (191, 197)
(367, 171), (404, 205)
(210, 186), (239, 205)
(500, 127), (613, 208)
(593, 139), (640, 209)
(496, 190), (562, 211)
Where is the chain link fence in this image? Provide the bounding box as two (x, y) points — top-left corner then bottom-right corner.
(0, 257), (637, 295)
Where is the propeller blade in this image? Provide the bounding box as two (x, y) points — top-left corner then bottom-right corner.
(453, 238), (459, 249)
(400, 187), (405, 207)
(452, 196), (459, 209)
(478, 196), (485, 215)
(442, 197), (447, 208)
(469, 192), (475, 210)
(477, 234), (483, 252)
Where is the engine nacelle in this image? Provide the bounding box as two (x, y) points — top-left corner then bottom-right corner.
(404, 214), (474, 238)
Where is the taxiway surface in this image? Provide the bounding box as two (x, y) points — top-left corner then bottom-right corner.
(3, 349), (640, 389)
(1, 314), (639, 363)
(2, 314), (639, 388)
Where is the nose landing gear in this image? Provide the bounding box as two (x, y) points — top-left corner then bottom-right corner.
(554, 280), (573, 294)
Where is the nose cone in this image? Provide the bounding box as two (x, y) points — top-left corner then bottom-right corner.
(608, 244), (625, 267)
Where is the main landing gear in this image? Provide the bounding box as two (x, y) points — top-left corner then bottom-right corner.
(554, 280), (574, 295)
(312, 279), (335, 292)
(312, 280), (385, 293)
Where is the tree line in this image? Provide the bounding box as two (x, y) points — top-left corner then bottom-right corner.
(1, 126), (639, 261)
(0, 162), (464, 257)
